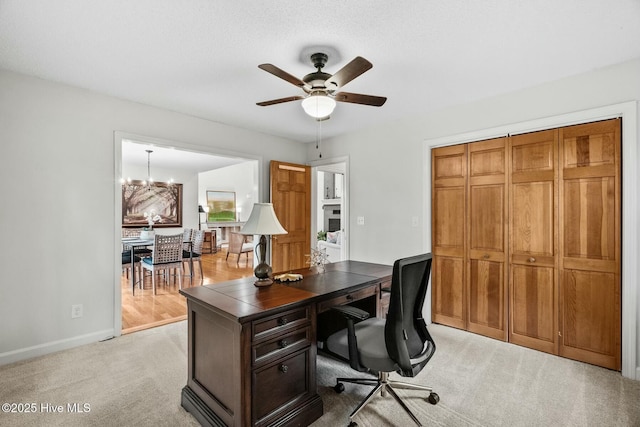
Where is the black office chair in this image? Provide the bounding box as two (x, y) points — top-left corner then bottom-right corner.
(325, 253), (438, 427)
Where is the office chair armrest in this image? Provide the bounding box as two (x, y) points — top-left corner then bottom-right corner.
(330, 305), (370, 372)
(330, 305), (370, 321)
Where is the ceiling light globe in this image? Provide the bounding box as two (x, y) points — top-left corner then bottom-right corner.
(301, 94), (336, 119)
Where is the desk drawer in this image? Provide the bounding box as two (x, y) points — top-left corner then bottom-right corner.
(252, 306), (310, 342)
(317, 285), (378, 314)
(253, 327), (311, 367)
(253, 348), (312, 425)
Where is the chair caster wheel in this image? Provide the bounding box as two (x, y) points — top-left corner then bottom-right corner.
(428, 392), (440, 404)
(334, 382), (345, 393)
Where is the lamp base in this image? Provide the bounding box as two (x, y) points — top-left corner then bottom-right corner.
(253, 278), (274, 287)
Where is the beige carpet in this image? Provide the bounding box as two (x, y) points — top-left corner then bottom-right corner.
(1, 321), (638, 427)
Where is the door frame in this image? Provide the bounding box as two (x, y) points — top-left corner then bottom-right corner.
(310, 156), (349, 261)
(113, 131), (264, 337)
(423, 101), (638, 379)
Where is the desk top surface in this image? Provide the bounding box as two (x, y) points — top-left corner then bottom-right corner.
(180, 260), (392, 323)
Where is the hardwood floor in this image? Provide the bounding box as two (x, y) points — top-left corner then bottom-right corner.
(121, 248), (254, 334)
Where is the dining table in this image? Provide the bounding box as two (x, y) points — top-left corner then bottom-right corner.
(122, 236), (193, 294)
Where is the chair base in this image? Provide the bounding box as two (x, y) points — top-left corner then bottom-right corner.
(334, 371), (438, 427)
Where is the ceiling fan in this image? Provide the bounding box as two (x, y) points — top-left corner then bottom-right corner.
(256, 52), (386, 120)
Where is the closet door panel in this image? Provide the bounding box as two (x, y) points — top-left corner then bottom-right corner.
(511, 182), (554, 257)
(432, 256), (465, 329)
(432, 144), (467, 329)
(559, 270), (620, 369)
(467, 138), (507, 340)
(563, 177), (616, 263)
(468, 259), (504, 338)
(433, 187), (465, 255)
(469, 185), (504, 252)
(510, 264), (556, 354)
(509, 130), (559, 352)
(559, 118), (621, 370)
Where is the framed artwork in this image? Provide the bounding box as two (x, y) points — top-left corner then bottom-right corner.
(122, 180), (183, 228)
(206, 191), (236, 222)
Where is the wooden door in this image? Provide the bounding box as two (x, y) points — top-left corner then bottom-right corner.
(270, 161), (311, 273)
(431, 144), (467, 329)
(466, 138), (508, 340)
(558, 119), (621, 370)
(509, 129), (559, 355)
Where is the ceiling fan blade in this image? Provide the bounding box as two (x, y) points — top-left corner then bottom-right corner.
(324, 57), (373, 90)
(258, 64), (307, 88)
(256, 96), (304, 106)
(334, 92), (387, 107)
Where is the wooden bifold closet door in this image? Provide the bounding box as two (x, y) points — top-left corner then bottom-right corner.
(509, 129), (559, 355)
(431, 144), (467, 330)
(431, 118), (621, 371)
(466, 138), (508, 341)
(558, 120), (621, 370)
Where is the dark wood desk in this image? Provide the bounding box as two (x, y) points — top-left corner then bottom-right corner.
(179, 261), (392, 427)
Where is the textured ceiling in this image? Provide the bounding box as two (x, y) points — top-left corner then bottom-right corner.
(1, 0), (640, 144)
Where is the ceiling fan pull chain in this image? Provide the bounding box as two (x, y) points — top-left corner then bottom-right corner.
(316, 118), (322, 158)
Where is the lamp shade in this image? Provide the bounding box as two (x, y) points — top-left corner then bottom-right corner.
(240, 203), (287, 235)
(301, 94), (336, 119)
(198, 205), (205, 213)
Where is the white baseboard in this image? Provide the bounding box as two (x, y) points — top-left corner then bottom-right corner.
(636, 367), (640, 381)
(0, 329), (115, 366)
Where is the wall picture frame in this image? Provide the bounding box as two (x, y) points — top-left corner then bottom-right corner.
(206, 191), (236, 222)
(122, 180), (183, 228)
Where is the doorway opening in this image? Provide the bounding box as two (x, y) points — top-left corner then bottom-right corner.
(114, 132), (261, 336)
(311, 157), (349, 263)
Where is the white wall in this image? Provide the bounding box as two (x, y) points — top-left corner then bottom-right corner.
(198, 161), (259, 223)
(0, 69), (307, 364)
(309, 58), (640, 378)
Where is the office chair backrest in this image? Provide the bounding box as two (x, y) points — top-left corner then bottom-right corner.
(384, 253), (434, 377)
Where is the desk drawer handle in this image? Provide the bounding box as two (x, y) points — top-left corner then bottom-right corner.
(279, 339), (289, 348)
(528, 257), (536, 263)
(483, 254), (490, 259)
(346, 294), (353, 301)
(278, 317), (288, 326)
(279, 364), (288, 373)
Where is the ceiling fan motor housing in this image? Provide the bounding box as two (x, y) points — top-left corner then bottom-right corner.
(303, 52), (333, 92)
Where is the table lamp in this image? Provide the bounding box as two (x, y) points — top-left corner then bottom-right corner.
(240, 203), (287, 287)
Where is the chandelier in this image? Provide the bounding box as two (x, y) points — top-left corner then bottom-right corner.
(142, 149), (154, 190)
(120, 146), (173, 188)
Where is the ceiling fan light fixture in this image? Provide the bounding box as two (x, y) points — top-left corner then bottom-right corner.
(301, 93), (336, 119)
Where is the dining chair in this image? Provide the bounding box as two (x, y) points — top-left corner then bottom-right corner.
(183, 228), (193, 248)
(183, 229), (205, 282)
(121, 251), (141, 282)
(141, 233), (184, 295)
(122, 228), (152, 256)
(226, 231), (254, 265)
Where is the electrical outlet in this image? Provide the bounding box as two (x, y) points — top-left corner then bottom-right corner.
(357, 216), (365, 225)
(71, 304), (83, 319)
